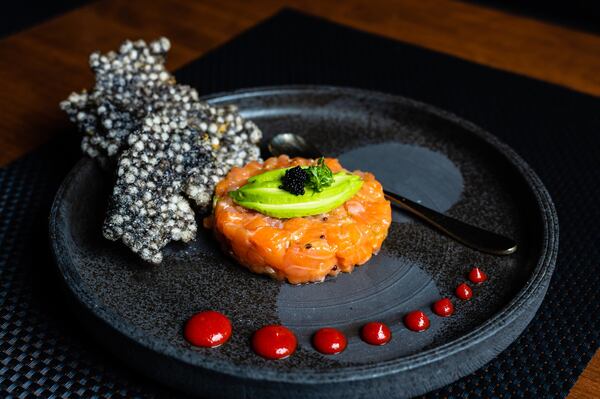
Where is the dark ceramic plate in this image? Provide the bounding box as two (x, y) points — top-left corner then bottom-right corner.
(50, 86), (558, 398)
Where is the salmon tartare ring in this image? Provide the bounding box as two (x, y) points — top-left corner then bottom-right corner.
(205, 156), (392, 284)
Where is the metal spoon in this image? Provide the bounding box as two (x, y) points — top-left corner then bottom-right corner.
(268, 133), (517, 255)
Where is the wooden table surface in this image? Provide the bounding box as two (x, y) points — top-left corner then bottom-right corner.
(0, 0), (598, 397)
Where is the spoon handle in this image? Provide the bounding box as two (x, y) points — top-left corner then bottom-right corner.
(268, 133), (517, 255)
(383, 190), (517, 255)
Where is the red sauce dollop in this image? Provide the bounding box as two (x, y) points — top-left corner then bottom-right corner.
(468, 267), (488, 284)
(361, 322), (392, 345)
(456, 282), (473, 300)
(404, 310), (430, 332)
(432, 298), (454, 317)
(252, 325), (297, 360)
(184, 310), (232, 348)
(312, 327), (347, 355)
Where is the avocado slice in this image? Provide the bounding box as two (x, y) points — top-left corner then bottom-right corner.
(229, 171), (363, 218)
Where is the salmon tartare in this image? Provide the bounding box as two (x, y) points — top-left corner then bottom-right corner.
(205, 156), (392, 284)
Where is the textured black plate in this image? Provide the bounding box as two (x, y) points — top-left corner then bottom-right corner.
(50, 86), (558, 398)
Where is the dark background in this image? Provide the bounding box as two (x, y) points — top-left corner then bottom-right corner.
(2, 0), (600, 38)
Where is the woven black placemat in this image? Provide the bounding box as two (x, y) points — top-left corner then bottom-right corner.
(1, 9), (599, 399)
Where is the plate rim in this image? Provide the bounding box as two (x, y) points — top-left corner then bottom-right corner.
(50, 85), (559, 384)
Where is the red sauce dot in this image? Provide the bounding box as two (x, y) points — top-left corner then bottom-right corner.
(456, 282), (473, 300)
(360, 322), (392, 345)
(404, 310), (430, 332)
(468, 267), (488, 284)
(312, 328), (347, 355)
(184, 310), (232, 348)
(252, 325), (297, 360)
(432, 298), (455, 317)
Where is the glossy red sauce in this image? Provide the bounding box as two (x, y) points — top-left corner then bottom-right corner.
(432, 298), (454, 317)
(456, 282), (473, 300)
(404, 310), (430, 332)
(360, 322), (392, 345)
(184, 310), (232, 348)
(184, 263), (493, 354)
(468, 267), (488, 284)
(252, 325), (297, 360)
(312, 328), (347, 355)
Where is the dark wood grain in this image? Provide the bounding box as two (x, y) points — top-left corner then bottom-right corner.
(0, 0), (597, 397)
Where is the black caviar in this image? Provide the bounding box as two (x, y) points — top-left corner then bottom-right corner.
(280, 166), (308, 195)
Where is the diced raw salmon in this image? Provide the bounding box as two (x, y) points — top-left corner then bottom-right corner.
(206, 156), (391, 284)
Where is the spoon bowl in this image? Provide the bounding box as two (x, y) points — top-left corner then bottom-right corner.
(268, 133), (323, 159)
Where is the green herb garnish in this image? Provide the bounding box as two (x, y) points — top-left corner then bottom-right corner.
(278, 157), (334, 195)
(305, 157), (334, 192)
